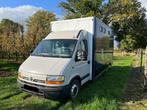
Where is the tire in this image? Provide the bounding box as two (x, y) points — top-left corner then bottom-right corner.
(69, 79), (80, 99)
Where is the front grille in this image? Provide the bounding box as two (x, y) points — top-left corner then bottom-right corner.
(24, 85), (39, 93)
(33, 79), (45, 83)
(22, 76), (45, 84)
(23, 76), (30, 81)
(20, 80), (47, 87)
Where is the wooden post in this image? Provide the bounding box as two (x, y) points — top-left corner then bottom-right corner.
(140, 49), (143, 72)
(137, 49), (141, 66)
(144, 47), (147, 91)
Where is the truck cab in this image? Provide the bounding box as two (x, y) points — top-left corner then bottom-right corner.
(18, 30), (91, 99)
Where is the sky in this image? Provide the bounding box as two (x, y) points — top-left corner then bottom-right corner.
(139, 0), (147, 14)
(0, 0), (66, 25)
(0, 0), (66, 15)
(0, 0), (146, 26)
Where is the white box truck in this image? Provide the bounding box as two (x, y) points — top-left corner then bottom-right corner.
(17, 17), (113, 99)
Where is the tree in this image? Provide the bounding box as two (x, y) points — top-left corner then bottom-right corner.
(102, 0), (143, 23)
(0, 19), (24, 60)
(103, 0), (147, 49)
(0, 11), (56, 60)
(25, 10), (56, 50)
(120, 35), (137, 51)
(59, 0), (102, 19)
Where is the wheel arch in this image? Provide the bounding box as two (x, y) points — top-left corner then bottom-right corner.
(69, 75), (81, 85)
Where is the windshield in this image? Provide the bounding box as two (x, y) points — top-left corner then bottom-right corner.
(31, 39), (77, 58)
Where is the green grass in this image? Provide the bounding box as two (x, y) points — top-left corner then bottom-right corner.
(0, 56), (132, 110)
(0, 59), (20, 72)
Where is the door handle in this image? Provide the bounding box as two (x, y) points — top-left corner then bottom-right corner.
(87, 60), (90, 64)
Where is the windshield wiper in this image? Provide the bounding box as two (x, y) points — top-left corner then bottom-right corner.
(31, 54), (71, 58)
(58, 55), (70, 58)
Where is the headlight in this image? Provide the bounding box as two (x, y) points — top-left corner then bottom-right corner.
(18, 72), (23, 79)
(46, 75), (65, 85)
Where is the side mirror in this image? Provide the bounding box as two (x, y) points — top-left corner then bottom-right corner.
(75, 50), (87, 61)
(81, 51), (87, 61)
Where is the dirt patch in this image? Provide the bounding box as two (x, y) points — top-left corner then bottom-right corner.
(0, 71), (13, 77)
(120, 59), (147, 110)
(121, 66), (144, 102)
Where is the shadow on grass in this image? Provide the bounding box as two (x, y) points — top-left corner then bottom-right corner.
(0, 60), (20, 72)
(75, 66), (131, 103)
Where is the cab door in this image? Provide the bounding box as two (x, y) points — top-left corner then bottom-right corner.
(73, 32), (90, 84)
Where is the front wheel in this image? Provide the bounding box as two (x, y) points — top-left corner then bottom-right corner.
(69, 80), (80, 99)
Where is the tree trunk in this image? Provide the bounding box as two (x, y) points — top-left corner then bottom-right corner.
(15, 51), (18, 61)
(144, 47), (147, 91)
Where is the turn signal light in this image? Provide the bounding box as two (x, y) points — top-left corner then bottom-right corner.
(46, 81), (64, 85)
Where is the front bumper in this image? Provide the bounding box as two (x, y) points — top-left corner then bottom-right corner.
(17, 79), (70, 99)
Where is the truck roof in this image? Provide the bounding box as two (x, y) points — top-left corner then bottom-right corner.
(45, 30), (80, 39)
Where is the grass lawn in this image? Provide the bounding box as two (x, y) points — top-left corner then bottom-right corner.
(0, 56), (132, 110)
(0, 60), (20, 72)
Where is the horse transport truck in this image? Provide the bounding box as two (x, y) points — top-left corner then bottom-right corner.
(17, 16), (113, 99)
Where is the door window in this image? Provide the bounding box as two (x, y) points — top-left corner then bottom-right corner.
(75, 40), (88, 62)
